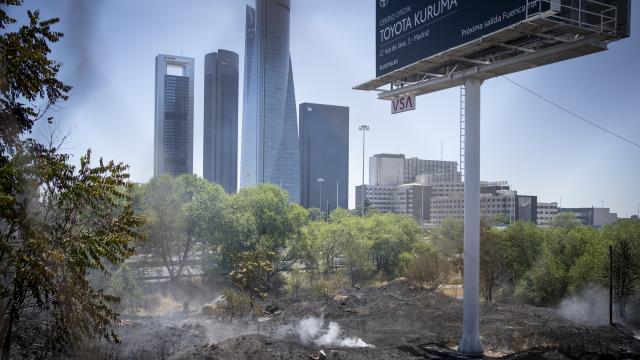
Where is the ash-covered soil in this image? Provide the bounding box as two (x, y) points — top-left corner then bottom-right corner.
(104, 279), (640, 359)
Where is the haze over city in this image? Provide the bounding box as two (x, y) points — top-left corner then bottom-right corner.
(12, 0), (639, 217)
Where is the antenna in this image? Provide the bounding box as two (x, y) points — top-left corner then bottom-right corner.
(441, 140), (443, 161)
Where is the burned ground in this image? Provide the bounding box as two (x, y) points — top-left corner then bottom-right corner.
(86, 279), (640, 359)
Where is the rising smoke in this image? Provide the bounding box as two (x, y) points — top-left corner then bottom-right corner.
(279, 316), (374, 348)
(58, 0), (104, 101)
(557, 284), (640, 327)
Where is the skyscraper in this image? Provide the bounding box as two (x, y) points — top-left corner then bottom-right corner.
(203, 50), (239, 193)
(154, 55), (194, 176)
(241, 0), (300, 203)
(299, 103), (349, 211)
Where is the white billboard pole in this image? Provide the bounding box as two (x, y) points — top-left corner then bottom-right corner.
(458, 77), (484, 356)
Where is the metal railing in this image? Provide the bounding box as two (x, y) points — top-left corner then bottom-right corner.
(526, 0), (617, 36)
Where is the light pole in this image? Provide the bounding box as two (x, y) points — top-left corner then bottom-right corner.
(358, 125), (370, 216)
(317, 177), (325, 217)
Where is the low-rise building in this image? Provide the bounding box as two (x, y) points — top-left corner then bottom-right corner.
(355, 184), (431, 222)
(557, 207), (617, 227)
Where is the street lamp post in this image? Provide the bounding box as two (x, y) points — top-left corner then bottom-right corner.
(317, 177), (325, 217)
(358, 125), (370, 216)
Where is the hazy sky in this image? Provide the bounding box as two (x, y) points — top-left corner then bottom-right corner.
(12, 0), (640, 216)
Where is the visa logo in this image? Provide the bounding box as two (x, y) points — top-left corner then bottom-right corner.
(391, 95), (416, 114)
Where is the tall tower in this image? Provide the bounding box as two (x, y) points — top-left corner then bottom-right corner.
(241, 0), (300, 203)
(203, 50), (239, 193)
(154, 55), (195, 176)
(299, 103), (349, 211)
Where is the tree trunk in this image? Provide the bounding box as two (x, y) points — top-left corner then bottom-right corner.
(1, 307), (15, 360)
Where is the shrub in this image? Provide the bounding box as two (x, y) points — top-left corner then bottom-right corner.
(405, 248), (450, 290)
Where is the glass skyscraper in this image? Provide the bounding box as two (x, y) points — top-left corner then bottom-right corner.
(203, 50), (239, 193)
(154, 55), (194, 176)
(241, 0), (300, 203)
(299, 103), (349, 211)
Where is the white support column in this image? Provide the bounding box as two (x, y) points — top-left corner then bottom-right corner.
(458, 77), (484, 357)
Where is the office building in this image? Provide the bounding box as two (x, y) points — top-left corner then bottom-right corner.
(429, 183), (537, 226)
(369, 154), (461, 186)
(405, 157), (460, 184)
(241, 0), (300, 203)
(356, 184), (431, 222)
(154, 55), (194, 176)
(558, 207), (618, 227)
(203, 50), (239, 193)
(369, 154), (405, 186)
(299, 103), (349, 211)
(537, 202), (559, 227)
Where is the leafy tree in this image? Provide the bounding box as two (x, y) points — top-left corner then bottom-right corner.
(218, 184), (310, 288)
(502, 222), (543, 287)
(0, 2), (143, 357)
(405, 242), (450, 290)
(109, 264), (144, 317)
(338, 215), (373, 287)
(0, 149), (143, 357)
(367, 213), (420, 277)
(480, 228), (507, 301)
(230, 250), (275, 299)
(552, 211), (581, 231)
(140, 174), (226, 284)
(0, 0), (71, 154)
(602, 220), (640, 319)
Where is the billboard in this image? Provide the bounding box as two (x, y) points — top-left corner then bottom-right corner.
(376, 0), (552, 77)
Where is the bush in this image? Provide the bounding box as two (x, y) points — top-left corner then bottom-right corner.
(405, 247), (450, 290)
(311, 273), (350, 299)
(218, 289), (260, 322)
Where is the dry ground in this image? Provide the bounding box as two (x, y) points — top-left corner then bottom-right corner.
(93, 279), (640, 359)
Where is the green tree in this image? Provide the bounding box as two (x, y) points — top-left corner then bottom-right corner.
(140, 174), (226, 284)
(602, 220), (640, 319)
(367, 213), (420, 277)
(552, 211), (581, 231)
(480, 228), (507, 301)
(219, 184), (310, 288)
(0, 2), (143, 357)
(502, 222), (544, 286)
(405, 242), (450, 290)
(230, 250), (275, 299)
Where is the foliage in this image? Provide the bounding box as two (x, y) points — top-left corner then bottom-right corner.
(230, 250), (275, 299)
(219, 289), (256, 323)
(0, 2), (142, 357)
(0, 148), (143, 356)
(0, 0), (71, 153)
(602, 220), (640, 318)
(405, 243), (450, 290)
(480, 228), (507, 301)
(367, 213), (420, 277)
(108, 264), (144, 317)
(218, 184), (310, 280)
(139, 174), (226, 284)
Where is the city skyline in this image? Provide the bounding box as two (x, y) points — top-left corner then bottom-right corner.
(17, 0), (640, 217)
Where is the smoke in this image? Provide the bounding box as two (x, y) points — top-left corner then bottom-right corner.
(557, 285), (640, 327)
(58, 0), (105, 101)
(557, 285), (610, 325)
(282, 316), (374, 348)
